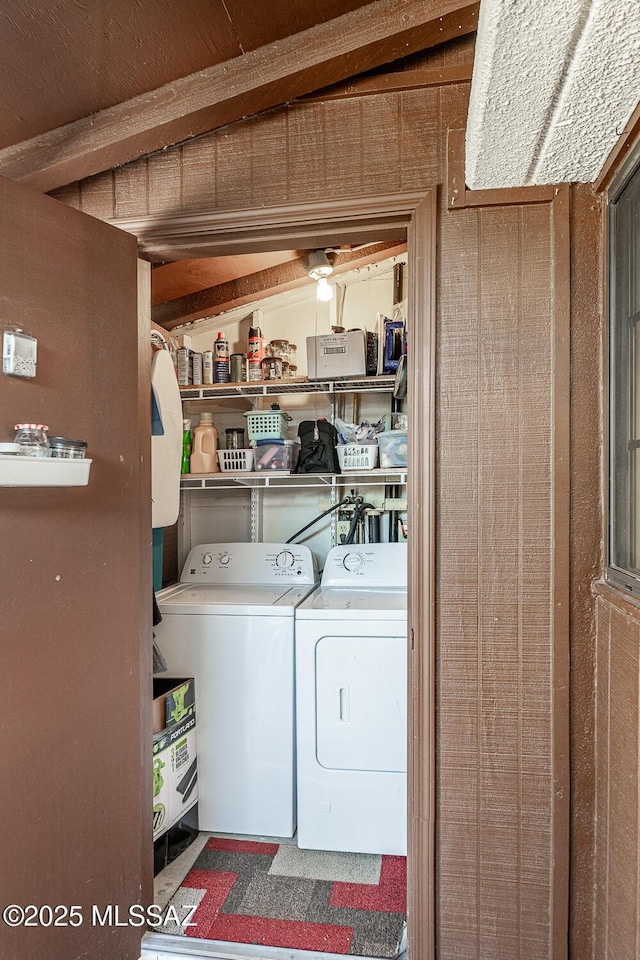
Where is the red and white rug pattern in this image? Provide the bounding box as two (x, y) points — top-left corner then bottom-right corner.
(164, 837), (406, 957)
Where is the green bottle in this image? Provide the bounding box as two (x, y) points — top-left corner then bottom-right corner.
(181, 419), (192, 474)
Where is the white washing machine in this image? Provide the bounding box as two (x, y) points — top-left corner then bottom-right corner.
(295, 543), (407, 856)
(155, 542), (317, 837)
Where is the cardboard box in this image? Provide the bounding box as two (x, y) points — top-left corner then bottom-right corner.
(306, 331), (366, 379)
(153, 677), (196, 735)
(152, 678), (198, 840)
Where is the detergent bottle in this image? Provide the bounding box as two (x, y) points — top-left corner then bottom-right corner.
(190, 413), (220, 474)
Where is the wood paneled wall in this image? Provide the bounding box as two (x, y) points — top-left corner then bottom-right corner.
(569, 183), (602, 960)
(593, 590), (640, 960)
(436, 197), (560, 960)
(57, 55), (570, 959)
(0, 177), (151, 960)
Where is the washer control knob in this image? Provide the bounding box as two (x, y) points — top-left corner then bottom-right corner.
(219, 553), (230, 566)
(202, 553), (213, 565)
(343, 552), (363, 571)
(276, 550), (295, 568)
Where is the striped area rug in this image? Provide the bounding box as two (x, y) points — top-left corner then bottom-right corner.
(164, 837), (406, 957)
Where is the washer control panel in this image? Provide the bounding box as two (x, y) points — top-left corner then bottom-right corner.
(180, 543), (317, 584)
(322, 544), (408, 587)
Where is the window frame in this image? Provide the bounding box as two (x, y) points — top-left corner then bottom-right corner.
(606, 138), (640, 595)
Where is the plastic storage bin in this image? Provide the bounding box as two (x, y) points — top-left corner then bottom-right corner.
(244, 409), (290, 441)
(336, 444), (379, 471)
(217, 449), (254, 472)
(377, 431), (408, 467)
(254, 439), (299, 472)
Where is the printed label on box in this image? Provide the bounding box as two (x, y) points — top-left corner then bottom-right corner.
(153, 713), (198, 839)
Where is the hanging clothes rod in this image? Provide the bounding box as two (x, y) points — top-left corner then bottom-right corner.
(151, 329), (169, 350)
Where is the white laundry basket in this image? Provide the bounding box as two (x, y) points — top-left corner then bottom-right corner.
(217, 449), (254, 472)
(336, 444), (379, 471)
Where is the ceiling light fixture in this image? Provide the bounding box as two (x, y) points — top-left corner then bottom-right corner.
(307, 250), (334, 302)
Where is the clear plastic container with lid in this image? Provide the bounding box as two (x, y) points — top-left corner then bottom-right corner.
(48, 436), (88, 459)
(14, 423), (50, 457)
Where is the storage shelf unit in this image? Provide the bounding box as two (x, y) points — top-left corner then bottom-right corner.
(179, 375), (397, 402)
(181, 468), (407, 491)
(178, 373), (405, 548)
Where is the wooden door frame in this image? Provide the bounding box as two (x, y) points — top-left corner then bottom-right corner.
(116, 188), (437, 960)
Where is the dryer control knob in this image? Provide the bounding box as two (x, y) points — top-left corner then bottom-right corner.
(276, 550), (295, 568)
(202, 553), (213, 565)
(343, 552), (363, 571)
(219, 553), (230, 565)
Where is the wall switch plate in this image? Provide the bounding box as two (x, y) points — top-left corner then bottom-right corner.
(3, 329), (37, 378)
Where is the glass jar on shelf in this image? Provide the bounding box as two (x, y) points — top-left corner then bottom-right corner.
(14, 423), (51, 457)
(268, 339), (289, 360)
(48, 436), (88, 459)
(287, 343), (297, 368)
(261, 356), (283, 380)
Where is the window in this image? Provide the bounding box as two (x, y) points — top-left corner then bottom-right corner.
(608, 144), (640, 594)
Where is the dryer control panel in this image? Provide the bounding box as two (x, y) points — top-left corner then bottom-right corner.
(321, 543), (407, 587)
(180, 543), (317, 584)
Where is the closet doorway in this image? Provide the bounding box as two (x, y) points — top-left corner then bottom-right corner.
(130, 188), (436, 960)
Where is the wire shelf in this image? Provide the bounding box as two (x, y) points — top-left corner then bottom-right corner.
(179, 375), (396, 402)
(180, 468), (407, 491)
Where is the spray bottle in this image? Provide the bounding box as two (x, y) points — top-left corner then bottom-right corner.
(247, 325), (265, 382)
(181, 418), (192, 474)
(213, 332), (230, 383)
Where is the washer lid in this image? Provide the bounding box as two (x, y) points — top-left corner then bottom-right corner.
(296, 586), (407, 621)
(157, 582), (315, 616)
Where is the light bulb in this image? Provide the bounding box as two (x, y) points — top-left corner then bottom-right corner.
(316, 276), (333, 301)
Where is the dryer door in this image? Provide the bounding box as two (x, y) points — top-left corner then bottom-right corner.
(315, 634), (407, 772)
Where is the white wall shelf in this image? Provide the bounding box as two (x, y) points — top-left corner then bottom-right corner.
(0, 455), (92, 487)
(179, 374), (397, 402)
(181, 468), (407, 491)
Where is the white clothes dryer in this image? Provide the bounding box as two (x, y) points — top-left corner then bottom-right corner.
(295, 543), (407, 856)
(155, 543), (317, 837)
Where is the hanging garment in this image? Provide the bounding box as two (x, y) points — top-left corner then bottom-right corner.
(151, 348), (182, 528)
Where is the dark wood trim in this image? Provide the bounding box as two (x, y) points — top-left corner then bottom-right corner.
(0, 0), (479, 193)
(595, 100), (640, 194)
(126, 190), (437, 958)
(406, 189), (437, 960)
(551, 183), (571, 960)
(447, 128), (555, 209)
(300, 63), (473, 102)
(154, 242), (406, 328)
(137, 258), (154, 909)
(111, 192), (431, 262)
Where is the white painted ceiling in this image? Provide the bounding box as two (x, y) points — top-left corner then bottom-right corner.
(465, 0), (640, 188)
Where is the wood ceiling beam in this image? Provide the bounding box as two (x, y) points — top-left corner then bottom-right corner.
(0, 0), (479, 193)
(301, 62), (473, 102)
(154, 241), (407, 329)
